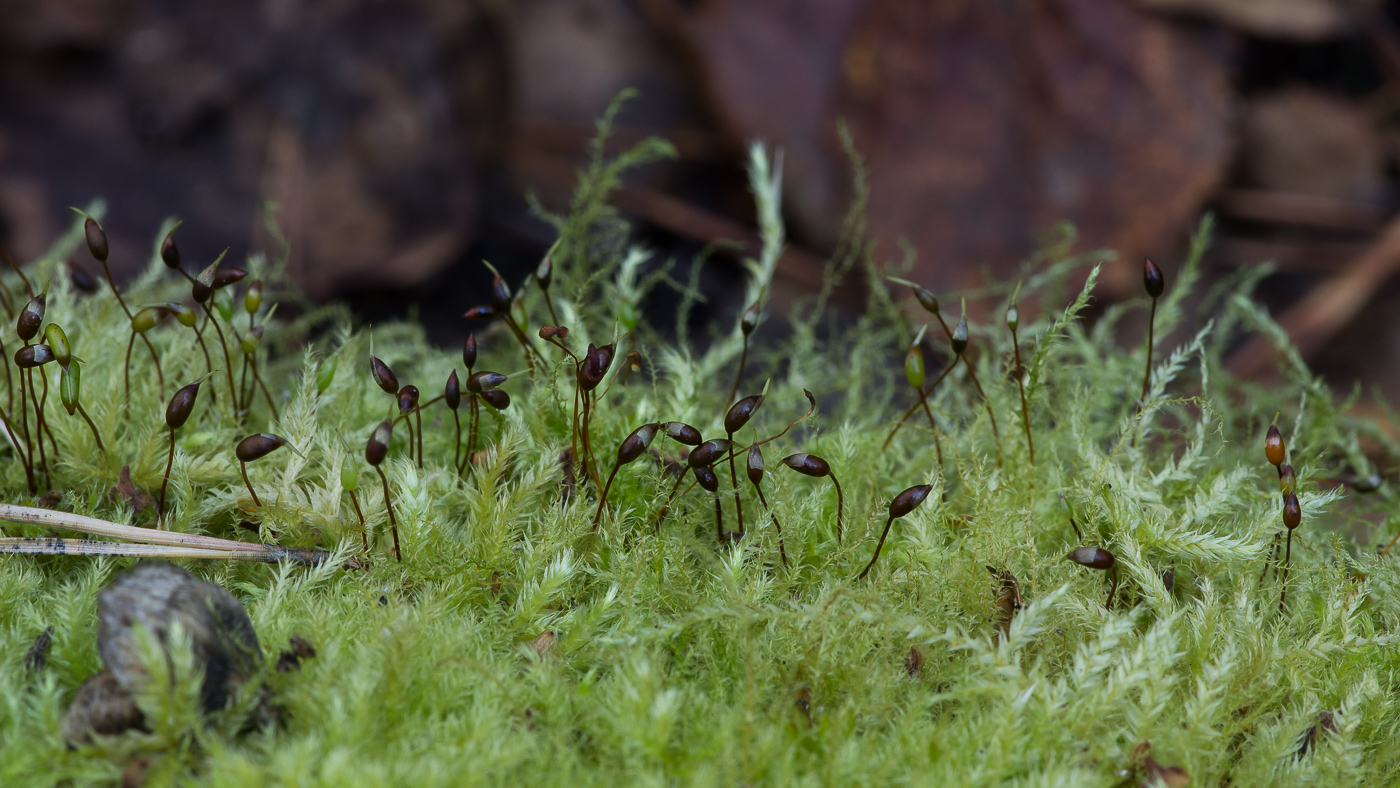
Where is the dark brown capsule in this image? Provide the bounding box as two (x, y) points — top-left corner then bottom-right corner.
(490, 274), (511, 309)
(912, 285), (939, 315)
(397, 385), (420, 414)
(70, 264), (98, 294)
(463, 333), (477, 369)
(663, 422), (702, 446)
(597, 343), (616, 375)
(740, 302), (760, 336)
(1265, 425), (1285, 468)
(463, 305), (497, 320)
(365, 420), (392, 466)
(1283, 491), (1301, 530)
(84, 218), (108, 263)
(782, 453), (831, 478)
(14, 344), (54, 368)
(746, 444), (765, 486)
(160, 231), (180, 270)
(578, 344), (605, 392)
(1161, 568), (1176, 595)
(1143, 257), (1165, 299)
(1065, 546), (1116, 571)
(17, 293), (45, 341)
(212, 267), (248, 289)
(724, 395), (764, 435)
(235, 433), (287, 463)
(165, 380), (203, 429)
(445, 371), (461, 411)
(369, 356), (399, 395)
(689, 439), (732, 468)
(538, 326), (560, 340)
(617, 423), (660, 465)
(951, 314), (968, 356)
(480, 388), (511, 410)
(467, 371), (507, 394)
(1280, 463), (1295, 497)
(192, 262), (217, 303)
(889, 484), (933, 519)
(694, 465), (719, 493)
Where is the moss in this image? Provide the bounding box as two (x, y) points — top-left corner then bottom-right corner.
(2, 98), (1400, 786)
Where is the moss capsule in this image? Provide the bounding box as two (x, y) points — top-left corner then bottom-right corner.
(724, 395), (764, 435)
(340, 462), (359, 491)
(1065, 546), (1116, 570)
(467, 371), (506, 393)
(1265, 425), (1285, 469)
(84, 218), (108, 263)
(905, 344), (925, 390)
(781, 453), (830, 477)
(1143, 257), (1164, 299)
(160, 230), (180, 270)
(889, 484), (932, 519)
(445, 371), (461, 411)
(463, 333), (477, 369)
(17, 293), (45, 341)
(235, 433), (288, 462)
(664, 422), (702, 446)
(694, 465), (720, 493)
(240, 325), (264, 354)
(60, 362), (80, 415)
(617, 423), (659, 465)
(480, 389), (510, 410)
(369, 356), (399, 395)
(244, 280), (262, 314)
(366, 420), (392, 466)
(165, 380), (204, 429)
(15, 344), (55, 368)
(44, 324), (70, 368)
(689, 439), (733, 468)
(397, 385), (420, 414)
(316, 355), (338, 393)
(1283, 492), (1301, 530)
(746, 444), (764, 486)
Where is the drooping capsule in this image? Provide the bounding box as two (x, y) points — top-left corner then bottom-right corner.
(14, 344), (55, 368)
(467, 371), (507, 393)
(17, 293), (45, 341)
(1065, 546), (1116, 571)
(462, 333), (477, 369)
(397, 385), (420, 414)
(240, 325), (264, 354)
(160, 229), (180, 270)
(746, 444), (765, 486)
(212, 267), (248, 290)
(462, 305), (497, 320)
(365, 420), (392, 466)
(724, 394), (764, 435)
(60, 361), (81, 415)
(782, 453), (831, 478)
(480, 389), (511, 410)
(444, 371), (461, 411)
(694, 465), (719, 493)
(578, 344), (605, 391)
(689, 439), (733, 468)
(663, 422), (702, 446)
(369, 356), (399, 395)
(951, 313), (969, 356)
(889, 484), (933, 519)
(44, 324), (70, 368)
(235, 433), (288, 462)
(166, 302), (197, 327)
(244, 280), (263, 314)
(1143, 257), (1165, 299)
(1283, 492), (1301, 530)
(1265, 425), (1285, 469)
(84, 218), (108, 263)
(617, 423), (660, 465)
(131, 306), (169, 334)
(165, 380), (204, 429)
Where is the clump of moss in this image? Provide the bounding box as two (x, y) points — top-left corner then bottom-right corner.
(2, 96), (1399, 786)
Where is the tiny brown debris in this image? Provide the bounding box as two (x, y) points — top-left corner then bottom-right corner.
(489, 571), (504, 597)
(120, 756), (154, 788)
(559, 448), (576, 503)
(275, 635), (317, 673)
(1296, 711), (1338, 759)
(988, 566), (1024, 640)
(1141, 755), (1190, 787)
(36, 490), (63, 509)
(905, 646), (924, 678)
(531, 630), (557, 657)
(25, 625), (54, 673)
(109, 466), (157, 518)
(794, 686), (813, 725)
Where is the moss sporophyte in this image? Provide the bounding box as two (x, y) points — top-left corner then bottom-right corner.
(0, 102), (1396, 785)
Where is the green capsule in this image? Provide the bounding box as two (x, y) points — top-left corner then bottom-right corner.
(1006, 304), (1019, 333)
(510, 296), (527, 330)
(618, 300), (638, 332)
(215, 290), (234, 321)
(316, 354), (338, 394)
(166, 302), (197, 328)
(905, 344), (925, 390)
(131, 306), (168, 334)
(60, 361), (80, 415)
(241, 325), (263, 355)
(44, 324), (70, 367)
(245, 280), (263, 315)
(340, 461), (359, 491)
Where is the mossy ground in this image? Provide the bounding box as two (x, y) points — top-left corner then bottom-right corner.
(2, 104), (1400, 786)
